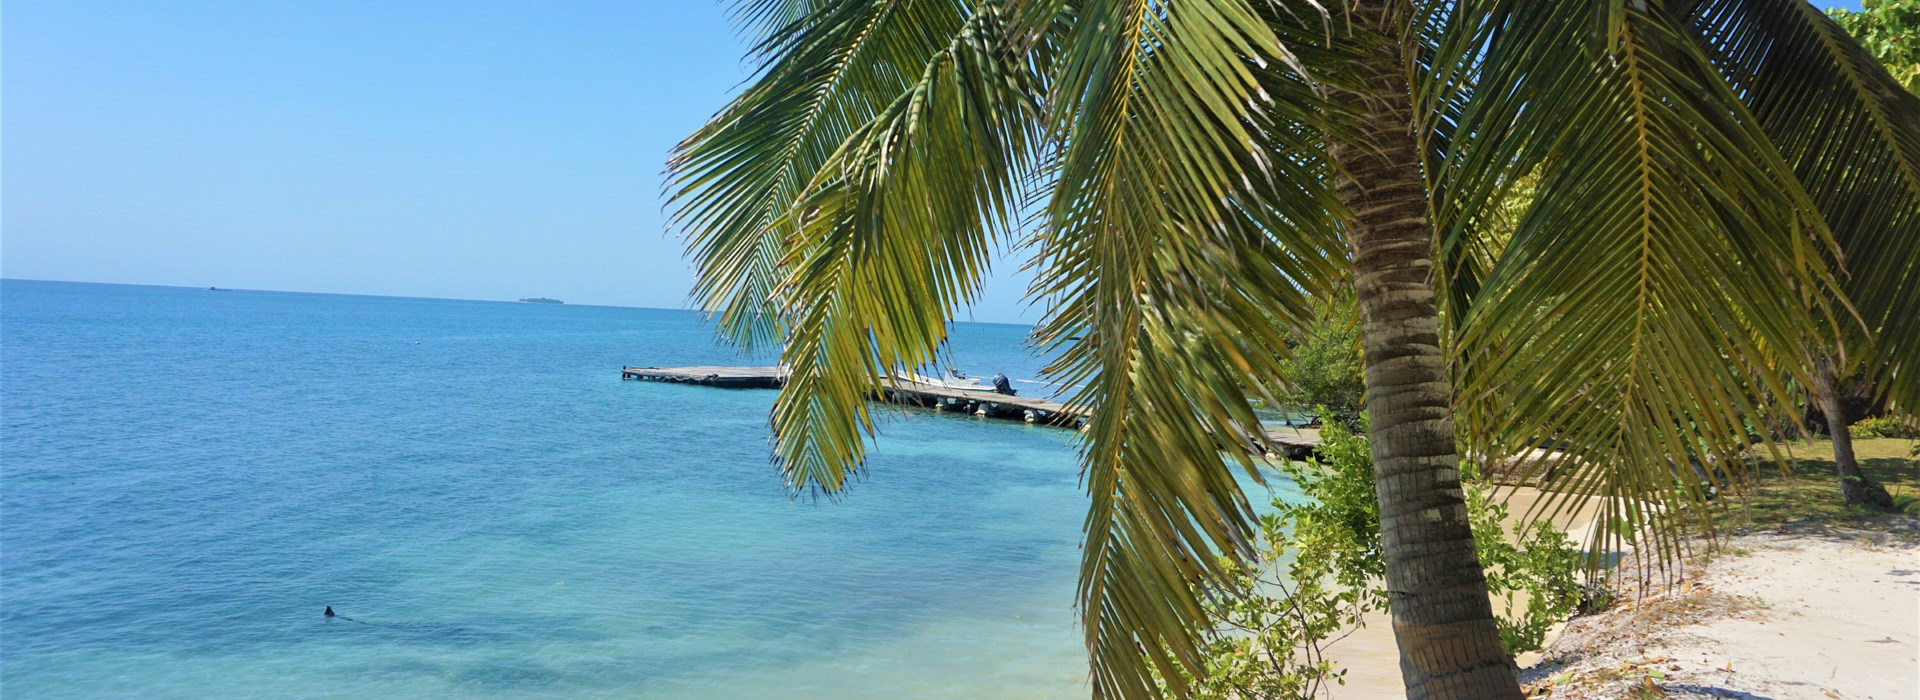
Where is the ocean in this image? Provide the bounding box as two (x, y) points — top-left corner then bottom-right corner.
(1, 279), (1305, 699)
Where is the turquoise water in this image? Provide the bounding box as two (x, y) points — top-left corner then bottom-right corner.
(1, 280), (1112, 698)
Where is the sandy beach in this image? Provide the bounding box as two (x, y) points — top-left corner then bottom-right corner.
(1518, 530), (1918, 699)
(1317, 488), (1920, 699)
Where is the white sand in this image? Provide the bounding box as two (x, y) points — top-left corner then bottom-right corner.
(1522, 532), (1920, 699)
(1320, 485), (1918, 699)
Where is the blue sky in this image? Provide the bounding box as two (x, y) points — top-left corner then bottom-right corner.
(2, 1), (1864, 323)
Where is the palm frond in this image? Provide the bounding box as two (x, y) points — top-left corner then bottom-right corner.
(730, 0), (830, 47)
(1412, 0), (1497, 335)
(1681, 0), (1920, 409)
(1446, 0), (1844, 566)
(1033, 1), (1347, 695)
(765, 2), (1044, 495)
(669, 0), (972, 349)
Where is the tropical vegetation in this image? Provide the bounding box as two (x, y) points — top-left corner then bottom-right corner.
(666, 0), (1920, 698)
(1152, 423), (1584, 698)
(1829, 0), (1920, 92)
(1849, 415), (1920, 440)
(1275, 296), (1365, 429)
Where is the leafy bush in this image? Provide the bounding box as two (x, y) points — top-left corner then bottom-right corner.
(1828, 0), (1920, 93)
(1148, 424), (1380, 698)
(1466, 484), (1585, 653)
(1277, 295), (1366, 430)
(1154, 421), (1588, 698)
(1849, 415), (1920, 439)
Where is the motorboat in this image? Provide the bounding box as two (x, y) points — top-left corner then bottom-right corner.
(894, 369), (1001, 393)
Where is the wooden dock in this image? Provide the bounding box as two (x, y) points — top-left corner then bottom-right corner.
(621, 365), (789, 389)
(621, 365), (1321, 457)
(1261, 428), (1322, 460)
(622, 366), (1088, 426)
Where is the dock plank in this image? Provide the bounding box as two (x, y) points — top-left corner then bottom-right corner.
(1260, 428), (1323, 460)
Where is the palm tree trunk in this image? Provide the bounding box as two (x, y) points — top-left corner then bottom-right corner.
(1809, 361), (1894, 509)
(1326, 4), (1523, 699)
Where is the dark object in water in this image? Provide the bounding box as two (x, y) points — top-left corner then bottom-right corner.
(324, 605), (370, 624)
(992, 373), (1017, 396)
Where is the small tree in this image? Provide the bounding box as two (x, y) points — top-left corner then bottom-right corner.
(1806, 363), (1895, 508)
(1278, 296), (1365, 430)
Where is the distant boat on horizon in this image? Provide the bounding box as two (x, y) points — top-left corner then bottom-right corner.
(207, 286), (231, 292)
(518, 297), (563, 305)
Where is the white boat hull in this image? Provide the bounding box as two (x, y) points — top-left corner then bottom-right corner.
(893, 372), (999, 392)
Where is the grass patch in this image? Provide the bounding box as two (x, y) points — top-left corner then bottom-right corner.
(1711, 437), (1919, 531)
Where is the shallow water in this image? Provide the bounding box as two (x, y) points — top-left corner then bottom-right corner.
(2, 279), (1122, 698)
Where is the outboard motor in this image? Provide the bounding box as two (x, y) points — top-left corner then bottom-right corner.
(992, 373), (1017, 396)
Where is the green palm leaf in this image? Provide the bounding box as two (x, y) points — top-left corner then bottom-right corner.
(1034, 2), (1347, 695)
(669, 0), (972, 349)
(731, 0), (830, 45)
(1681, 0), (1920, 408)
(1446, 0), (1843, 563)
(766, 2), (1043, 494)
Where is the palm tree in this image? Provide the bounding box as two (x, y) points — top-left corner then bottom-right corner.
(666, 1), (1920, 698)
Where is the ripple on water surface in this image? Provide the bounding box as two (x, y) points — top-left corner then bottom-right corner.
(2, 280), (1105, 698)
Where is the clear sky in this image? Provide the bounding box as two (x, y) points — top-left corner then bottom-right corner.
(2, 1), (1864, 323)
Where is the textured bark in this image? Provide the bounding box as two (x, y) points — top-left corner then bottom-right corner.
(1811, 362), (1895, 509)
(1326, 4), (1524, 699)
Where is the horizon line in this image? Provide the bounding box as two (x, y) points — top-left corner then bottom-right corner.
(0, 277), (1039, 328)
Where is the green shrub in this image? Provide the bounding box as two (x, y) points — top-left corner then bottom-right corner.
(1466, 486), (1585, 654)
(1277, 295), (1366, 430)
(1153, 421), (1588, 697)
(1148, 423), (1379, 698)
(1849, 415), (1920, 439)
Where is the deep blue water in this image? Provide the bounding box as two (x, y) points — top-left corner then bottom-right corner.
(0, 279), (1112, 698)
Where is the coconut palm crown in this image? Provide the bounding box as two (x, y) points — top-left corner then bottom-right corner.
(666, 0), (1920, 698)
